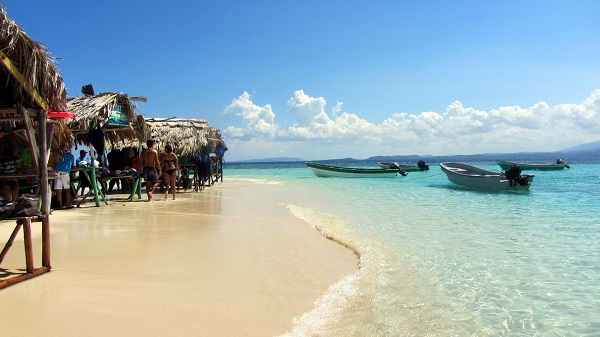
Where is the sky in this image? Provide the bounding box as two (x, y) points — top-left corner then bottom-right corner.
(4, 1), (600, 161)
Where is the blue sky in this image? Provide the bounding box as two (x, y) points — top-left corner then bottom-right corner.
(5, 1), (600, 161)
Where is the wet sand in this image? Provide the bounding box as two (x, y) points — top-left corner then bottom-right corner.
(0, 180), (358, 336)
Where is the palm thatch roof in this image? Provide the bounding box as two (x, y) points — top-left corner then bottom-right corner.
(0, 5), (73, 152)
(0, 5), (66, 111)
(66, 93), (150, 148)
(145, 118), (225, 156)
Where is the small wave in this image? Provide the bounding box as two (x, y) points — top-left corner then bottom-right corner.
(286, 204), (361, 258)
(281, 204), (363, 336)
(225, 177), (282, 185)
(280, 273), (359, 337)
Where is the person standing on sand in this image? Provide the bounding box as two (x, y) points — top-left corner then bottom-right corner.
(141, 139), (161, 201)
(54, 146), (75, 209)
(161, 144), (179, 200)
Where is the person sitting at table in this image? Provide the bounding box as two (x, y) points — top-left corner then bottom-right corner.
(54, 146), (75, 209)
(161, 144), (179, 200)
(74, 149), (94, 197)
(180, 167), (192, 192)
(0, 147), (20, 202)
(76, 149), (87, 166)
(107, 148), (124, 192)
(128, 147), (141, 171)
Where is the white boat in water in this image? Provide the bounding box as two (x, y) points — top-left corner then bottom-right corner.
(305, 162), (405, 178)
(440, 162), (535, 191)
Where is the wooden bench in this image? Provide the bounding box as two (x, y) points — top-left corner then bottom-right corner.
(0, 215), (51, 289)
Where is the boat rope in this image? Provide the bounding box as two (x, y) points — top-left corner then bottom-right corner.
(398, 172), (444, 182)
(273, 167), (296, 177)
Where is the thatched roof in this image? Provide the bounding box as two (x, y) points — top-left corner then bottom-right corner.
(0, 5), (66, 111)
(0, 5), (73, 153)
(66, 93), (150, 148)
(145, 118), (225, 156)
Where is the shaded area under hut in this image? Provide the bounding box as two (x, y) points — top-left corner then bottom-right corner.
(65, 91), (151, 205)
(0, 5), (74, 289)
(145, 118), (227, 191)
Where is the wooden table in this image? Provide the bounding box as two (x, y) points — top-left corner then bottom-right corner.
(0, 172), (57, 195)
(0, 215), (50, 289)
(127, 175), (143, 200)
(70, 167), (106, 207)
(99, 174), (143, 201)
(71, 168), (144, 204)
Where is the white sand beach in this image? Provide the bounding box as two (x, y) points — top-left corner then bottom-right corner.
(0, 180), (358, 336)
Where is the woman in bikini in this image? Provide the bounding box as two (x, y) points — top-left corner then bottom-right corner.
(161, 144), (179, 200)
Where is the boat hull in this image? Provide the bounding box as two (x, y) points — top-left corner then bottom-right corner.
(496, 160), (567, 171)
(306, 162), (400, 178)
(440, 162), (535, 191)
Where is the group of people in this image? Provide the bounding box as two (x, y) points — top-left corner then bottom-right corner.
(0, 139), (182, 208)
(140, 139), (179, 201)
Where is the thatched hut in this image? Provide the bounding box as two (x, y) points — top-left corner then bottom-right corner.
(0, 5), (73, 288)
(145, 118), (226, 188)
(144, 117), (223, 156)
(0, 6), (73, 153)
(66, 92), (150, 151)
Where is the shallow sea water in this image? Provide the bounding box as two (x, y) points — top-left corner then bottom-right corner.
(224, 161), (600, 336)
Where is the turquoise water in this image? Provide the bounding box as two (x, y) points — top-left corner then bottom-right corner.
(224, 161), (600, 336)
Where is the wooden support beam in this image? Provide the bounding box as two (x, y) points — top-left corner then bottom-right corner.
(0, 267), (50, 290)
(0, 50), (49, 111)
(21, 108), (40, 171)
(41, 216), (51, 268)
(22, 219), (34, 273)
(0, 107), (17, 114)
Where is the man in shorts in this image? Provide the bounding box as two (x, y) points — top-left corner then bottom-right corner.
(141, 139), (161, 201)
(54, 147), (75, 209)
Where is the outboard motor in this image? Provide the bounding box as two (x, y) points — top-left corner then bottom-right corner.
(504, 165), (528, 186)
(397, 168), (407, 176)
(417, 160), (430, 171)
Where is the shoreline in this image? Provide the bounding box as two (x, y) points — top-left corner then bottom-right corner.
(0, 180), (358, 336)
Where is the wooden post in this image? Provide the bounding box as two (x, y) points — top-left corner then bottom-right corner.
(22, 108), (40, 174)
(39, 111), (51, 268)
(22, 219), (34, 273)
(219, 156), (223, 182)
(41, 216), (50, 268)
(39, 110), (50, 215)
(88, 147), (100, 206)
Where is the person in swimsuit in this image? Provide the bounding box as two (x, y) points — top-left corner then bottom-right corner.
(161, 144), (179, 200)
(141, 139), (161, 201)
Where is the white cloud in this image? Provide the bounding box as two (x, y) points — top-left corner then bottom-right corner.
(286, 90), (327, 126)
(222, 89), (600, 160)
(332, 101), (343, 115)
(223, 91), (278, 139)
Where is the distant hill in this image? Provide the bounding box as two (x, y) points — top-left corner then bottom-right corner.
(561, 141), (600, 152)
(363, 149), (599, 164)
(229, 142), (600, 164)
(230, 157), (305, 163)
